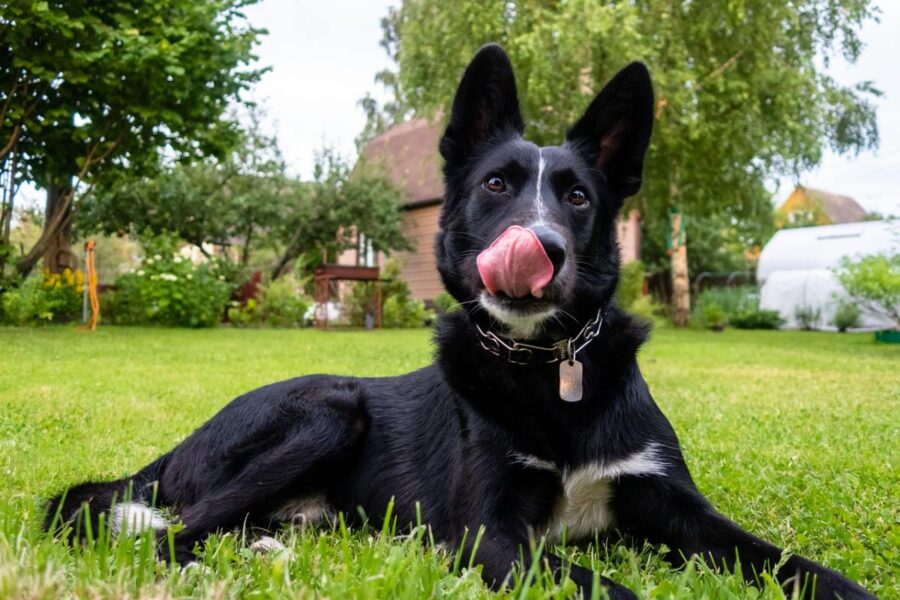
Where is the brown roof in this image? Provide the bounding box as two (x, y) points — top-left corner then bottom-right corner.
(362, 117), (444, 206)
(804, 187), (868, 223)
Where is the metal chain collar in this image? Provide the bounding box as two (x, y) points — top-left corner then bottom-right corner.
(474, 307), (605, 366)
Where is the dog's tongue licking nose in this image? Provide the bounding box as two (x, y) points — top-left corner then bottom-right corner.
(477, 226), (554, 299)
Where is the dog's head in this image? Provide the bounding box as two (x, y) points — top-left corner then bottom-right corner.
(436, 44), (654, 339)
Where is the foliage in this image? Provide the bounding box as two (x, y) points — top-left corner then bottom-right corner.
(701, 303), (727, 330)
(615, 261), (646, 310)
(0, 268), (82, 325)
(111, 252), (231, 328)
(271, 150), (411, 279)
(730, 308), (784, 330)
(795, 304), (823, 331)
(836, 253), (900, 327)
(257, 277), (311, 328)
(0, 0), (265, 276)
(433, 291), (460, 315)
(78, 110), (287, 267)
(377, 0), (878, 280)
(833, 300), (862, 333)
(692, 286), (756, 326)
(0, 327), (895, 597)
(346, 259), (433, 328)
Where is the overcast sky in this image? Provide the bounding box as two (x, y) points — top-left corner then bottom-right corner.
(243, 0), (899, 216)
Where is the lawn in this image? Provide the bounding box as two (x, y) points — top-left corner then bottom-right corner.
(1, 325), (897, 599)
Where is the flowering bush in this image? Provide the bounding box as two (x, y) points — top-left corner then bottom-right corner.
(227, 277), (311, 328)
(1, 269), (84, 325)
(111, 253), (232, 327)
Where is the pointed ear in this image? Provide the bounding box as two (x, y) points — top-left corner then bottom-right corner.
(440, 44), (524, 167)
(566, 62), (654, 198)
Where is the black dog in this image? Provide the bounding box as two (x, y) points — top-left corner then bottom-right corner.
(46, 45), (874, 599)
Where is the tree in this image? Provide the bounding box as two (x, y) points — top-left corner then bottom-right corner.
(0, 0), (265, 277)
(78, 111), (286, 267)
(270, 149), (411, 280)
(837, 252), (900, 327)
(376, 0), (879, 324)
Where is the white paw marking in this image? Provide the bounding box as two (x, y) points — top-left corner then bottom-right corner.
(250, 535), (286, 553)
(270, 494), (330, 529)
(111, 502), (167, 535)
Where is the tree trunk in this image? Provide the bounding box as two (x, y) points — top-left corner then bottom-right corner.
(43, 183), (77, 273)
(670, 206), (690, 326)
(16, 181), (75, 278)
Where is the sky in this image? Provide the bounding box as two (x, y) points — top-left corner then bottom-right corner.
(242, 0), (900, 216)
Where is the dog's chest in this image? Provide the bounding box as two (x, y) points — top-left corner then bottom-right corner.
(514, 444), (666, 543)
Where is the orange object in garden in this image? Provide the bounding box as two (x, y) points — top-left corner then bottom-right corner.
(83, 240), (100, 331)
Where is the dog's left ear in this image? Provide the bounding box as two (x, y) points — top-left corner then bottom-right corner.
(566, 62), (654, 198)
(440, 44), (525, 168)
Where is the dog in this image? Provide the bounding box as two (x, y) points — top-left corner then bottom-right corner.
(45, 44), (875, 599)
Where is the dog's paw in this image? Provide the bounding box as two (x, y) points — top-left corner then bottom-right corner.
(250, 535), (286, 554)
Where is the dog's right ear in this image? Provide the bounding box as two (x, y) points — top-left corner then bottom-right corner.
(440, 44), (524, 167)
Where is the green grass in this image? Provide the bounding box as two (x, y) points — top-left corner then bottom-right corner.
(1, 325), (897, 598)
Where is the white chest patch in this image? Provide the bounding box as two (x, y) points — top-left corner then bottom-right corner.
(270, 494), (330, 528)
(545, 444), (667, 543)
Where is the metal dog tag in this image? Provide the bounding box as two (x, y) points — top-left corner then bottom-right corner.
(559, 359), (583, 402)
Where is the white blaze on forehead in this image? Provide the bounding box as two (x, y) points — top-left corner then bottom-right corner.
(534, 147), (546, 222)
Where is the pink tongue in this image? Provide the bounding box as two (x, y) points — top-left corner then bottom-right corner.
(476, 226), (554, 299)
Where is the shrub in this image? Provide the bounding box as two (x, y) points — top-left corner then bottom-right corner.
(112, 253), (231, 327)
(433, 291), (460, 315)
(794, 304), (822, 331)
(1, 269), (84, 325)
(257, 277), (310, 327)
(702, 302), (727, 330)
(730, 308), (784, 330)
(832, 301), (861, 332)
(345, 259), (433, 328)
(615, 260), (645, 309)
(226, 298), (261, 327)
(692, 286), (758, 328)
(836, 252), (900, 327)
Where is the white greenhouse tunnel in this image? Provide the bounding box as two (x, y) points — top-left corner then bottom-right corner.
(756, 220), (899, 330)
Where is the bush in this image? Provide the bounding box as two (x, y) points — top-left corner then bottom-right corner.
(692, 286), (758, 328)
(836, 253), (900, 327)
(833, 301), (861, 332)
(111, 253), (231, 327)
(730, 308), (784, 330)
(433, 291), (460, 315)
(1, 269), (84, 325)
(345, 259), (433, 328)
(702, 302), (727, 330)
(615, 260), (645, 309)
(258, 277), (310, 327)
(794, 304), (822, 331)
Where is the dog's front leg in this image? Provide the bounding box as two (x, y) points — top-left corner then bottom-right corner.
(457, 531), (636, 599)
(613, 476), (875, 599)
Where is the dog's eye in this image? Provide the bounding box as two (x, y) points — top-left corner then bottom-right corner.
(483, 175), (506, 194)
(569, 187), (589, 207)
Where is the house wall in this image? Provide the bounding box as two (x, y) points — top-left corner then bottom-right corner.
(395, 203), (445, 301)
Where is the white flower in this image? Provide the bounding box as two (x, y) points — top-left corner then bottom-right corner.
(173, 256), (183, 264)
(154, 254), (162, 261)
(145, 258), (154, 265)
(218, 275), (225, 281)
(160, 273), (178, 282)
(186, 273), (193, 280)
(150, 275), (159, 281)
(137, 270), (145, 276)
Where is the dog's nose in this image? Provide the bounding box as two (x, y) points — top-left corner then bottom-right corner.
(531, 226), (567, 276)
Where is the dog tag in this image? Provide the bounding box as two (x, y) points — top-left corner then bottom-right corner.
(559, 359), (583, 402)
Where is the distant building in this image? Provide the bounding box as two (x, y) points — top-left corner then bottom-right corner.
(777, 185), (868, 228)
(355, 117), (642, 301)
